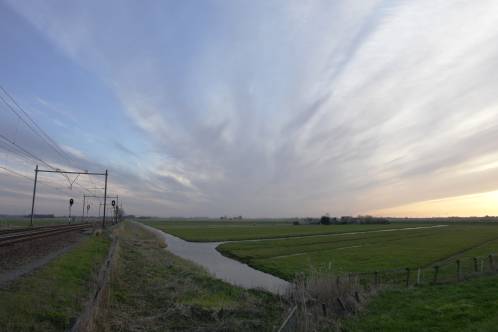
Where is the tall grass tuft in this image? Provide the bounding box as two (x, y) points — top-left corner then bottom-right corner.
(282, 269), (374, 331)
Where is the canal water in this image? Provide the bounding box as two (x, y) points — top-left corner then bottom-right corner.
(140, 224), (291, 295)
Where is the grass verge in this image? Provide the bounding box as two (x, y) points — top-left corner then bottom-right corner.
(100, 221), (284, 331)
(343, 275), (498, 331)
(0, 233), (111, 331)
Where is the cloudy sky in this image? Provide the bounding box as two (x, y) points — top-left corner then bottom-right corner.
(1, 0), (498, 218)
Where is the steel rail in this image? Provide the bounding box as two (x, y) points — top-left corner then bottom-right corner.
(0, 224), (93, 247)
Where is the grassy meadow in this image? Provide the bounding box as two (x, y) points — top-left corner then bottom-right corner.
(142, 219), (498, 281)
(218, 224), (498, 280)
(143, 218), (429, 242)
(343, 274), (498, 331)
(137, 219), (498, 331)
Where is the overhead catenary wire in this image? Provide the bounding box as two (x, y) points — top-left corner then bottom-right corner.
(0, 85), (77, 168)
(0, 134), (58, 171)
(0, 165), (32, 181)
(0, 86), (114, 203)
(0, 86), (112, 222)
(0, 136), (97, 199)
(0, 165), (89, 200)
(0, 86), (95, 190)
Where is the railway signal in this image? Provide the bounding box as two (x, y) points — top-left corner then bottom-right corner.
(111, 200), (116, 224)
(69, 198), (74, 224)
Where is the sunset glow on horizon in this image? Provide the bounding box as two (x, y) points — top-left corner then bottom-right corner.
(369, 190), (498, 218)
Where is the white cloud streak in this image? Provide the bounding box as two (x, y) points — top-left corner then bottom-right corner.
(4, 0), (498, 217)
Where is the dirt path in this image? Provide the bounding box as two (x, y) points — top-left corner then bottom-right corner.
(226, 224), (449, 243)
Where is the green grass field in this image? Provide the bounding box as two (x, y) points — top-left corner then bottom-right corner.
(218, 224), (498, 280)
(343, 275), (498, 331)
(142, 219), (498, 281)
(143, 218), (430, 242)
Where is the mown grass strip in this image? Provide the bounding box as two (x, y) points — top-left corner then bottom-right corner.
(0, 234), (111, 331)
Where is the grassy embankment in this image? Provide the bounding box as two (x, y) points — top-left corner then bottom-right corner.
(0, 234), (110, 331)
(343, 274), (498, 331)
(217, 225), (498, 280)
(143, 218), (430, 242)
(100, 221), (284, 331)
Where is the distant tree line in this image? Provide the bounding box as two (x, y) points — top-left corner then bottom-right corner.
(312, 214), (389, 225)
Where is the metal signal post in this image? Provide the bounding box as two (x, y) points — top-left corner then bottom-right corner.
(102, 170), (108, 228)
(81, 194), (118, 224)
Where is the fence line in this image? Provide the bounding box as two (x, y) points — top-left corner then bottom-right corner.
(277, 252), (498, 331)
(350, 252), (498, 288)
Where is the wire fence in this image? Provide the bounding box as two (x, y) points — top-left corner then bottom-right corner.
(353, 252), (498, 287)
(277, 252), (498, 331)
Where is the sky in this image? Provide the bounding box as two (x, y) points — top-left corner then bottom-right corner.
(1, 0), (498, 218)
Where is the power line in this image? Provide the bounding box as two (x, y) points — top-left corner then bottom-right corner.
(0, 143), (90, 197)
(0, 86), (92, 190)
(0, 165), (86, 199)
(0, 134), (61, 174)
(0, 85), (77, 168)
(0, 86), (108, 204)
(0, 165), (32, 181)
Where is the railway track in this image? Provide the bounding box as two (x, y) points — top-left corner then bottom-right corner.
(0, 223), (94, 247)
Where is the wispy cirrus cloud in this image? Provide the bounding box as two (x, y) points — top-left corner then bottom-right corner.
(2, 0), (498, 217)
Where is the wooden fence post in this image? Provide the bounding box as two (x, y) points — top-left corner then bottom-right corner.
(433, 265), (439, 284)
(489, 254), (494, 271)
(405, 268), (410, 287)
(374, 271), (379, 287)
(336, 297), (346, 312)
(322, 303), (327, 317)
(354, 291), (361, 303)
(416, 268), (421, 285)
(474, 257), (478, 273)
(456, 259), (461, 281)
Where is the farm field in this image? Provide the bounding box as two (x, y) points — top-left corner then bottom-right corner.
(143, 218), (432, 242)
(217, 224), (498, 280)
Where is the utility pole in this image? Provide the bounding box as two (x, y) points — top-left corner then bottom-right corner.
(29, 167), (109, 228)
(82, 194), (86, 222)
(102, 169), (108, 228)
(29, 165), (39, 227)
